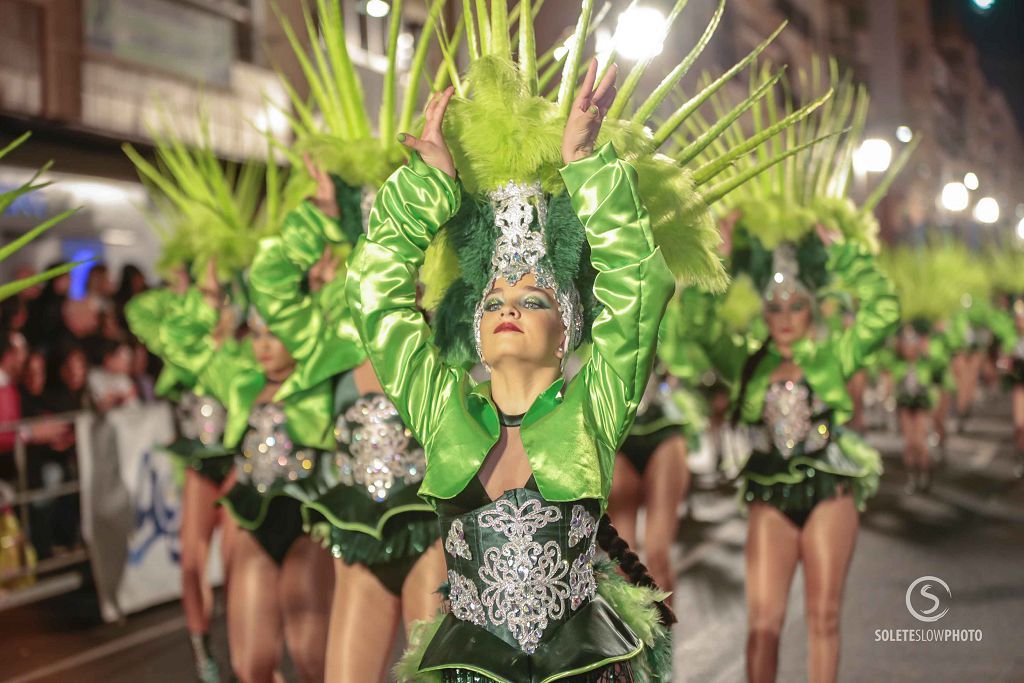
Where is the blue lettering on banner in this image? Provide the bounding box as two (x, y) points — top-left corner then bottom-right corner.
(128, 449), (181, 565)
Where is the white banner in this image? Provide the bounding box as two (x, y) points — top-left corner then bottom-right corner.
(77, 403), (223, 622)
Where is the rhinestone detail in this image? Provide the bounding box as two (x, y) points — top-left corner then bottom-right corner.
(445, 519), (472, 560)
(763, 381), (812, 458)
(177, 391), (226, 446)
(568, 504), (596, 548)
(334, 393), (425, 502)
(238, 403), (316, 493)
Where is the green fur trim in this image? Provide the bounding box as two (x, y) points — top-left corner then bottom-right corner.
(732, 226), (829, 293)
(594, 559), (673, 683)
(394, 614), (446, 683)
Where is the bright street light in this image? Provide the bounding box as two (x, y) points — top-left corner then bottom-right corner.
(364, 0), (389, 18)
(964, 172), (979, 190)
(612, 6), (667, 61)
(896, 126), (913, 143)
(971, 0), (996, 11)
(941, 182), (970, 212)
(973, 196), (1000, 224)
(853, 138), (893, 174)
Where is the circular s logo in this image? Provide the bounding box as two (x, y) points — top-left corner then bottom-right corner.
(906, 576), (951, 622)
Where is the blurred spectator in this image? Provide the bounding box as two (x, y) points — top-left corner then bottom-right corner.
(131, 342), (156, 402)
(23, 264), (71, 346)
(87, 337), (139, 411)
(12, 264), (44, 302)
(18, 351), (47, 416)
(0, 297), (28, 333)
(114, 263), (147, 329)
(44, 342), (90, 413)
(0, 331), (67, 452)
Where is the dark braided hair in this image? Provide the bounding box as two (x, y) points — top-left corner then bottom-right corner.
(730, 340), (771, 427)
(596, 515), (676, 626)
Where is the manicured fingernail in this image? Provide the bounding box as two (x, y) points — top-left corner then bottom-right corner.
(397, 133), (406, 142)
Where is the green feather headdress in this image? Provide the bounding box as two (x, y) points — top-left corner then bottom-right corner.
(699, 60), (918, 296)
(427, 0), (833, 365)
(986, 245), (1024, 297)
(123, 118), (312, 283)
(0, 133), (80, 301)
(878, 246), (967, 326)
(273, 0), (451, 241)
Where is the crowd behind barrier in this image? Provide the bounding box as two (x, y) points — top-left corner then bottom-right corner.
(0, 261), (209, 614)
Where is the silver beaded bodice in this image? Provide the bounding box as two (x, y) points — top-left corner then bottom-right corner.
(442, 490), (600, 654)
(334, 393), (425, 502)
(238, 403), (316, 492)
(177, 391), (226, 446)
(753, 380), (830, 458)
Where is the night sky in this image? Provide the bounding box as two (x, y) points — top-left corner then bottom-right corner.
(931, 0), (1024, 132)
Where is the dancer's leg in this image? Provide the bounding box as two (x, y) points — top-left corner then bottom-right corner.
(324, 558), (401, 683)
(745, 503), (801, 683)
(279, 536), (333, 683)
(607, 453), (643, 549)
(641, 434), (689, 592)
(227, 531), (283, 683)
(401, 541), (446, 626)
(800, 495), (859, 683)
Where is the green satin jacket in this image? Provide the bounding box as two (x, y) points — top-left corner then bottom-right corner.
(159, 210), (364, 451)
(683, 242), (899, 425)
(346, 143), (675, 510)
(125, 288), (194, 398)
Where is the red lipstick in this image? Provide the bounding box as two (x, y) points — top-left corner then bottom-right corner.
(494, 322), (523, 334)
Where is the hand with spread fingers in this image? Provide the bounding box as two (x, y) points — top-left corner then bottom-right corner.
(303, 153), (339, 219)
(562, 58), (619, 165)
(398, 86), (457, 179)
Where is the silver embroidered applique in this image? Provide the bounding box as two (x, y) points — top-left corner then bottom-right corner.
(568, 504), (596, 548)
(445, 519), (472, 560)
(569, 541), (597, 610)
(476, 498), (570, 654)
(763, 381), (812, 458)
(489, 181), (548, 287)
(178, 391), (226, 446)
(448, 569), (486, 626)
(238, 403), (316, 492)
(334, 394), (426, 502)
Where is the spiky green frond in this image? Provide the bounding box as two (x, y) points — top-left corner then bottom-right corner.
(0, 133), (81, 302)
(273, 0), (443, 187)
(124, 118), (311, 281)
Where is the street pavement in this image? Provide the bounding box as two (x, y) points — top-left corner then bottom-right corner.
(2, 396), (1023, 682)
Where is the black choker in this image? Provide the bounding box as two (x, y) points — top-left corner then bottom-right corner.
(498, 410), (525, 428)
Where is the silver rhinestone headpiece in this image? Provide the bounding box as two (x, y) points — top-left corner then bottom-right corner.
(764, 242), (812, 302)
(473, 181), (584, 365)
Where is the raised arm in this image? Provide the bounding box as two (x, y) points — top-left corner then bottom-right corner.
(563, 142), (675, 449)
(830, 242), (900, 378)
(346, 149), (462, 446)
(159, 287), (257, 406)
(125, 287), (197, 396)
(248, 197), (364, 388)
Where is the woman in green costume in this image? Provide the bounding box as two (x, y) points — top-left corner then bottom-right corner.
(681, 68), (905, 683)
(147, 141), (348, 680)
(345, 0), (829, 675)
(122, 127), (301, 683)
(259, 2), (450, 679)
(126, 272), (238, 683)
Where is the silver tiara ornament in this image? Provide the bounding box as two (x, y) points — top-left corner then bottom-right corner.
(764, 242), (811, 302)
(473, 181), (584, 365)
